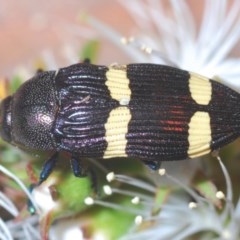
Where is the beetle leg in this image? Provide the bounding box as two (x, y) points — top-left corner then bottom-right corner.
(39, 152), (59, 183)
(143, 160), (162, 171)
(70, 155), (88, 177)
(70, 155), (99, 193)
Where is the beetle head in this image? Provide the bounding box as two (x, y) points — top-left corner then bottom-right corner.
(0, 96), (12, 143)
(0, 71), (58, 151)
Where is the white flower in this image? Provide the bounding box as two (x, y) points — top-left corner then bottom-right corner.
(2, 1), (240, 239)
(82, 155), (239, 240)
(87, 0), (240, 89)
(0, 164), (40, 240)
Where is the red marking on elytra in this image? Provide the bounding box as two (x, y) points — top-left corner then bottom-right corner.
(162, 120), (185, 132)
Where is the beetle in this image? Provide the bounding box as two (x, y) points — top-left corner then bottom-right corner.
(0, 62), (240, 183)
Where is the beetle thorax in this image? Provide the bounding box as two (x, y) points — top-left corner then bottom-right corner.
(10, 71), (58, 150)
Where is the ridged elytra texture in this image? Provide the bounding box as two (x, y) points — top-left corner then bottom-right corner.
(51, 63), (240, 161)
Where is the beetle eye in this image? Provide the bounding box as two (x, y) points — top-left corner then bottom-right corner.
(0, 96), (12, 143)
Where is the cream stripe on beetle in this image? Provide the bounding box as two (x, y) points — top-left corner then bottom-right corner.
(103, 107), (131, 158)
(187, 111), (211, 158)
(189, 72), (212, 105)
(104, 65), (132, 158)
(105, 65), (131, 105)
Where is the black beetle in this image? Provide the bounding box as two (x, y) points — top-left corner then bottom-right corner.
(1, 62), (240, 183)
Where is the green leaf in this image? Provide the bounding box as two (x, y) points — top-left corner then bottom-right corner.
(10, 75), (24, 94)
(80, 40), (100, 63)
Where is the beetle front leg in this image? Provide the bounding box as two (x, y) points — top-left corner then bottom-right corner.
(39, 152), (59, 183)
(143, 160), (162, 171)
(70, 155), (98, 193)
(70, 154), (88, 177)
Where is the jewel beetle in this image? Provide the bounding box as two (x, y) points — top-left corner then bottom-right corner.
(0, 62), (240, 183)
